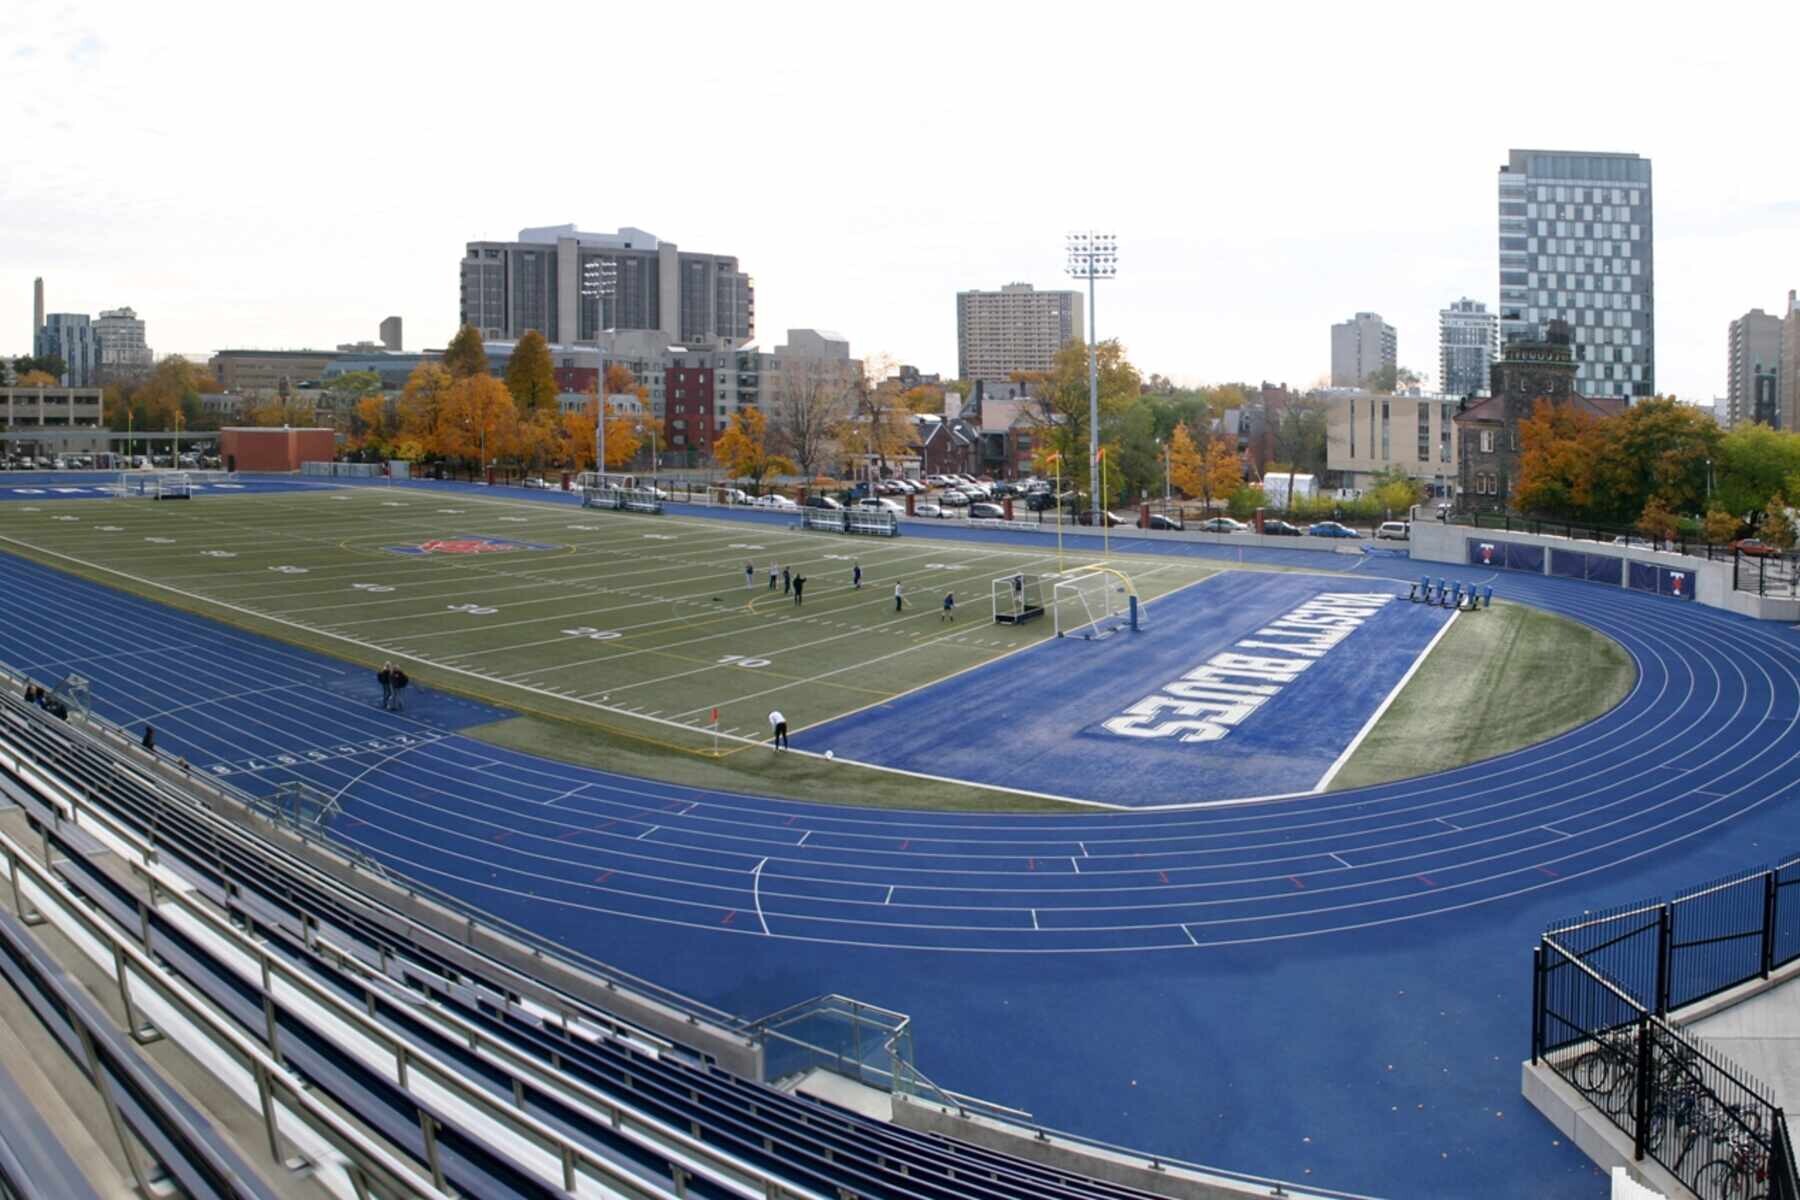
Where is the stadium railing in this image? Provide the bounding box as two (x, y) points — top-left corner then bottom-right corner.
(1733, 551), (1800, 598)
(1531, 858), (1800, 1200)
(1446, 509), (1752, 562)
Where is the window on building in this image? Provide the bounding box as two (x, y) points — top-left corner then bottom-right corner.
(1480, 429), (1493, 453)
(1417, 405), (1430, 461)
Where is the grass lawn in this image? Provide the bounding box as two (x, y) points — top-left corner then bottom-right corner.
(1328, 600), (1635, 791)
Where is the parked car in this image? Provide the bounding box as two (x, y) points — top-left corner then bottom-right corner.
(753, 493), (798, 510)
(804, 495), (844, 510)
(523, 476), (553, 489)
(1077, 510), (1127, 527)
(968, 501), (1005, 519)
(1198, 517), (1247, 533)
(1731, 537), (1781, 558)
(856, 496), (904, 515)
(1376, 521), (1410, 540)
(1147, 513), (1184, 531)
(939, 490), (971, 507)
(1262, 519), (1304, 536)
(913, 501), (944, 518)
(1308, 521), (1361, 539)
(716, 487), (751, 505)
(1024, 491), (1063, 512)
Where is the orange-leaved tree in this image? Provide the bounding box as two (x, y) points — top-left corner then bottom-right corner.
(1166, 422), (1203, 498)
(1513, 398), (1602, 519)
(434, 374), (519, 465)
(713, 406), (793, 492)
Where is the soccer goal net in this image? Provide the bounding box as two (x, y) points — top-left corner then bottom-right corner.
(991, 574), (1046, 624)
(1051, 570), (1143, 639)
(120, 471), (192, 500)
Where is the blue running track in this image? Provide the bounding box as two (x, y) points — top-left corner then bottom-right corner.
(2, 490), (1798, 1199)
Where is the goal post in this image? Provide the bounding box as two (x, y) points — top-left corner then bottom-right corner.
(991, 574), (1046, 624)
(1051, 568), (1143, 639)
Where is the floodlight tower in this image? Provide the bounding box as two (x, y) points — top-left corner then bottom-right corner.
(1066, 232), (1116, 515)
(581, 255), (618, 477)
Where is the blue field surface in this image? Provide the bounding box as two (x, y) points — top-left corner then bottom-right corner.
(0, 472), (331, 501)
(2, 491), (1797, 1198)
(800, 571), (1452, 805)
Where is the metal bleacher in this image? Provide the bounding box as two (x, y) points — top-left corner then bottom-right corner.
(0, 688), (1338, 1200)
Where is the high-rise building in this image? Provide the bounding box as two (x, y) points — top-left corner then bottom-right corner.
(380, 316), (403, 351)
(1497, 149), (1654, 400)
(460, 225), (753, 349)
(954, 284), (1083, 384)
(1329, 312), (1396, 388)
(1438, 298), (1496, 398)
(32, 278), (43, 343)
(95, 307), (153, 374)
(34, 314), (98, 387)
(1781, 291), (1800, 434)
(1726, 308), (1784, 429)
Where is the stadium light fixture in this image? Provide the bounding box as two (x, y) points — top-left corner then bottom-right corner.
(581, 257), (618, 477)
(1066, 232), (1118, 540)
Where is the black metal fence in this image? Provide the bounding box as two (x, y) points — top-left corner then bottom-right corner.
(1735, 553), (1800, 599)
(1533, 855), (1800, 1199)
(1449, 509), (1742, 560)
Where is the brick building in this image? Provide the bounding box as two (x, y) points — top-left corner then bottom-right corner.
(1454, 320), (1624, 511)
(664, 363), (717, 461)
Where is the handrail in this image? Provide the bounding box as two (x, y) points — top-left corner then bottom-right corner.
(0, 824), (444, 1199)
(4, 708), (824, 1200)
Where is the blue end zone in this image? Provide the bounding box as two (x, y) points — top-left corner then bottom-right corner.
(797, 571), (1454, 806)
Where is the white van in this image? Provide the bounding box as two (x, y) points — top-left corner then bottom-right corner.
(1376, 521), (1410, 540)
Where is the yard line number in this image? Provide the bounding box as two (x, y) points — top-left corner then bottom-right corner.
(447, 603), (498, 615)
(562, 626), (622, 640)
(718, 654), (771, 668)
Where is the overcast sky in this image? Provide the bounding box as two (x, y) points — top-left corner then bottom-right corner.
(7, 1), (1799, 401)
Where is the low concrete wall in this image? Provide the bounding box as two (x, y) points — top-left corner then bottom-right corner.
(1521, 1062), (1683, 1199)
(1410, 521), (1800, 621)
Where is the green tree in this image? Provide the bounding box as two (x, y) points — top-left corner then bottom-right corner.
(1713, 423), (1800, 519)
(1111, 402), (1161, 504)
(320, 370), (383, 425)
(1019, 339), (1142, 500)
(443, 325), (490, 379)
(1587, 397), (1722, 524)
(504, 330), (559, 414)
(1362, 365), (1422, 394)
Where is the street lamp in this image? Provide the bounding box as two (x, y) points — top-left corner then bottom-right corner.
(581, 256), (617, 479)
(1066, 231), (1117, 526)
(635, 421), (659, 474)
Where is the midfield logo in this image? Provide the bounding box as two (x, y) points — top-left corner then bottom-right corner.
(384, 534), (561, 556)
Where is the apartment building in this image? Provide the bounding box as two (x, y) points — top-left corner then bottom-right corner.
(955, 284), (1083, 383)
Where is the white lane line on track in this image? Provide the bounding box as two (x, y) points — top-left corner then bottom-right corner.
(536, 783), (590, 807)
(884, 885), (894, 905)
(1071, 858), (1081, 874)
(796, 830), (811, 847)
(638, 825), (659, 840)
(1542, 825), (1572, 838)
(1182, 924), (1199, 946)
(1031, 909), (1039, 931)
(1328, 851), (1353, 869)
(752, 858), (770, 934)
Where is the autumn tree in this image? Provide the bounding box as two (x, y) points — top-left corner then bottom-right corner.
(1637, 497), (1679, 544)
(353, 393), (396, 449)
(505, 330), (559, 415)
(16, 369), (56, 387)
(713, 406), (794, 492)
(1702, 509), (1741, 544)
(1167, 422), (1203, 498)
(435, 374), (519, 466)
(766, 357), (855, 480)
(1512, 399), (1602, 518)
(320, 370), (383, 429)
(1018, 339), (1142, 500)
(581, 389), (641, 470)
(398, 363), (453, 444)
(846, 359), (919, 480)
(443, 325), (490, 379)
(1760, 495), (1796, 551)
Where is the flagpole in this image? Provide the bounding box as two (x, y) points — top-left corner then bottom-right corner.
(1049, 453), (1063, 574)
(1101, 448), (1110, 563)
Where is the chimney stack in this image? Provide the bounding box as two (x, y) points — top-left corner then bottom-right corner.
(32, 277), (44, 340)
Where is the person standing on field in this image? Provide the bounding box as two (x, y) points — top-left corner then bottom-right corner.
(377, 662), (394, 710)
(768, 709), (789, 750)
(782, 565), (791, 595)
(793, 574), (806, 606)
(769, 563), (778, 590)
(894, 582), (904, 613)
(745, 561), (754, 589)
(941, 592), (956, 622)
(852, 561), (862, 590)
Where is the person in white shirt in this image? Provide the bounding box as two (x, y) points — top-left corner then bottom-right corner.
(768, 709), (789, 750)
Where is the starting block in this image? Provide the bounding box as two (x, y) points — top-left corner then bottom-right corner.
(1409, 575), (1429, 603)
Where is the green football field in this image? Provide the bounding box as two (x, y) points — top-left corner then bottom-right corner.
(0, 487), (1216, 757)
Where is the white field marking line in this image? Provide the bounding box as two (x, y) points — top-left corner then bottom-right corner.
(1311, 605), (1461, 794)
(535, 783), (592, 807)
(524, 544), (1082, 680)
(1182, 924), (1199, 946)
(752, 858), (771, 934)
(327, 741), (433, 806)
(1031, 909), (1039, 931)
(797, 831), (811, 847)
(0, 529), (784, 755)
(637, 825), (659, 840)
(1071, 858), (1081, 874)
(884, 886), (894, 905)
(1328, 851), (1354, 869)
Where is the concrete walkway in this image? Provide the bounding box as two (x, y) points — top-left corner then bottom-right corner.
(1685, 965), (1800, 1114)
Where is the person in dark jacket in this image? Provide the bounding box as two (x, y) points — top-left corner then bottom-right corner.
(792, 574), (806, 606)
(142, 725), (156, 752)
(391, 668), (409, 712)
(378, 662), (394, 709)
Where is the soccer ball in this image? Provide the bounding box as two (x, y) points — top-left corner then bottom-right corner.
(824, 750), (834, 760)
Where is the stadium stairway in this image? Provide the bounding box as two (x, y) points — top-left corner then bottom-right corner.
(0, 690), (1368, 1200)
